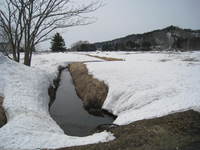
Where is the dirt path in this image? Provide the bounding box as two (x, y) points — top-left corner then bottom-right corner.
(56, 110), (200, 150)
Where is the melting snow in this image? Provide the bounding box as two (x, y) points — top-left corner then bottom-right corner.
(1, 51), (200, 149)
(0, 53), (114, 150)
(86, 51), (200, 125)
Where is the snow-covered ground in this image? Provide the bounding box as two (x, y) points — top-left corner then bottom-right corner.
(31, 52), (102, 75)
(0, 53), (114, 150)
(1, 51), (200, 149)
(86, 51), (200, 125)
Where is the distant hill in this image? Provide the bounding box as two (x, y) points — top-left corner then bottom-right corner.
(94, 26), (200, 51)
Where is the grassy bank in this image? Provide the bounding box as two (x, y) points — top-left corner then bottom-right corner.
(57, 110), (200, 150)
(68, 63), (108, 113)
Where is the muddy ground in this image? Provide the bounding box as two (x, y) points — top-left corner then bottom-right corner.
(0, 96), (7, 127)
(56, 110), (200, 150)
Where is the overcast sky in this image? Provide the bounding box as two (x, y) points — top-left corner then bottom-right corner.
(42, 0), (200, 49)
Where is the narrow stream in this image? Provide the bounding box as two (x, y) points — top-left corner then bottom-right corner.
(50, 69), (114, 137)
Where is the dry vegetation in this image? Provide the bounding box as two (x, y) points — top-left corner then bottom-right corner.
(68, 63), (108, 111)
(56, 110), (200, 150)
(0, 96), (7, 127)
(87, 54), (124, 61)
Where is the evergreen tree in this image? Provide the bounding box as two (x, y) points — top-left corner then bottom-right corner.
(51, 33), (66, 52)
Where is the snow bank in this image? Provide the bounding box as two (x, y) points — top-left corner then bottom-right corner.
(86, 51), (200, 125)
(1, 51), (199, 149)
(0, 53), (114, 150)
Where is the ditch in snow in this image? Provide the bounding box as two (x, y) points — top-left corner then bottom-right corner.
(50, 69), (114, 137)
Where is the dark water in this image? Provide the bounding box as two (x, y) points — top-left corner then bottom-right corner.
(50, 69), (114, 137)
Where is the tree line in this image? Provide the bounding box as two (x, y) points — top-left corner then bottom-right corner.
(101, 41), (152, 51)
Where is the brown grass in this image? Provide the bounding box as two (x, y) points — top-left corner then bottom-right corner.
(87, 54), (124, 61)
(0, 96), (7, 127)
(68, 63), (108, 110)
(56, 110), (200, 150)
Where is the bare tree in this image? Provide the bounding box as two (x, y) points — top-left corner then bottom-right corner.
(0, 25), (11, 57)
(0, 0), (101, 66)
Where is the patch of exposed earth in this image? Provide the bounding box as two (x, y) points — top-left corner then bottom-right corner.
(56, 110), (200, 150)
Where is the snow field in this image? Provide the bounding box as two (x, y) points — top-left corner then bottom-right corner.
(0, 53), (114, 150)
(86, 51), (200, 125)
(1, 51), (200, 149)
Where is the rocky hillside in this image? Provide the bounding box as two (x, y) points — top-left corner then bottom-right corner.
(95, 26), (200, 51)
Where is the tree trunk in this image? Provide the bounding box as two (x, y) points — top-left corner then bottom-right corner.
(11, 44), (18, 62)
(12, 51), (18, 62)
(17, 48), (20, 62)
(24, 50), (31, 66)
(24, 46), (34, 66)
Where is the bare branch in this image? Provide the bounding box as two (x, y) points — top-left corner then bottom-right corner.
(0, 0), (102, 65)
